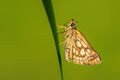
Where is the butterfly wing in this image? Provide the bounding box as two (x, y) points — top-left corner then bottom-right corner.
(65, 29), (101, 65)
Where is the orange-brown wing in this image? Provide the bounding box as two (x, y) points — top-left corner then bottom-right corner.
(65, 29), (101, 65)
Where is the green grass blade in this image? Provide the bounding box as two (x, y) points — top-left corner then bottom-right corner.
(42, 0), (64, 80)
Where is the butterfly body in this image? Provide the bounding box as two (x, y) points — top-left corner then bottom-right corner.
(59, 19), (101, 65)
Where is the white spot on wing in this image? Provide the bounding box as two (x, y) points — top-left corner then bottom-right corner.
(66, 48), (70, 52)
(76, 57), (79, 60)
(81, 41), (87, 48)
(76, 41), (81, 47)
(65, 52), (69, 58)
(73, 55), (76, 58)
(73, 48), (76, 53)
(76, 50), (79, 55)
(87, 49), (91, 53)
(85, 56), (87, 59)
(86, 51), (90, 56)
(65, 53), (70, 62)
(65, 48), (70, 62)
(80, 48), (85, 56)
(80, 57), (82, 60)
(83, 57), (85, 60)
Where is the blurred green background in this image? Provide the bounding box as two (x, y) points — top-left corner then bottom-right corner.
(0, 0), (120, 80)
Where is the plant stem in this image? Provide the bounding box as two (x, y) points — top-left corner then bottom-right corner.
(42, 0), (64, 80)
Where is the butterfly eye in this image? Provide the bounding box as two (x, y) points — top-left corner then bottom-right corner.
(69, 23), (76, 29)
(70, 23), (76, 26)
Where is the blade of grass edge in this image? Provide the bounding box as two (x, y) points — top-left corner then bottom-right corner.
(42, 0), (64, 80)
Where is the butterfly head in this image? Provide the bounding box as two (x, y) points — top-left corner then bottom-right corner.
(68, 19), (77, 29)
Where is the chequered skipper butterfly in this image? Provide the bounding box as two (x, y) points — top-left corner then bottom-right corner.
(58, 19), (101, 65)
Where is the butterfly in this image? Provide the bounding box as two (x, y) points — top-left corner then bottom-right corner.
(59, 19), (101, 65)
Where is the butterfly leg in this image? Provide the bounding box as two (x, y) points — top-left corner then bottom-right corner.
(58, 31), (66, 34)
(57, 25), (67, 29)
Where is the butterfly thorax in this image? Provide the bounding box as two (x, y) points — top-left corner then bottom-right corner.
(65, 26), (77, 39)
